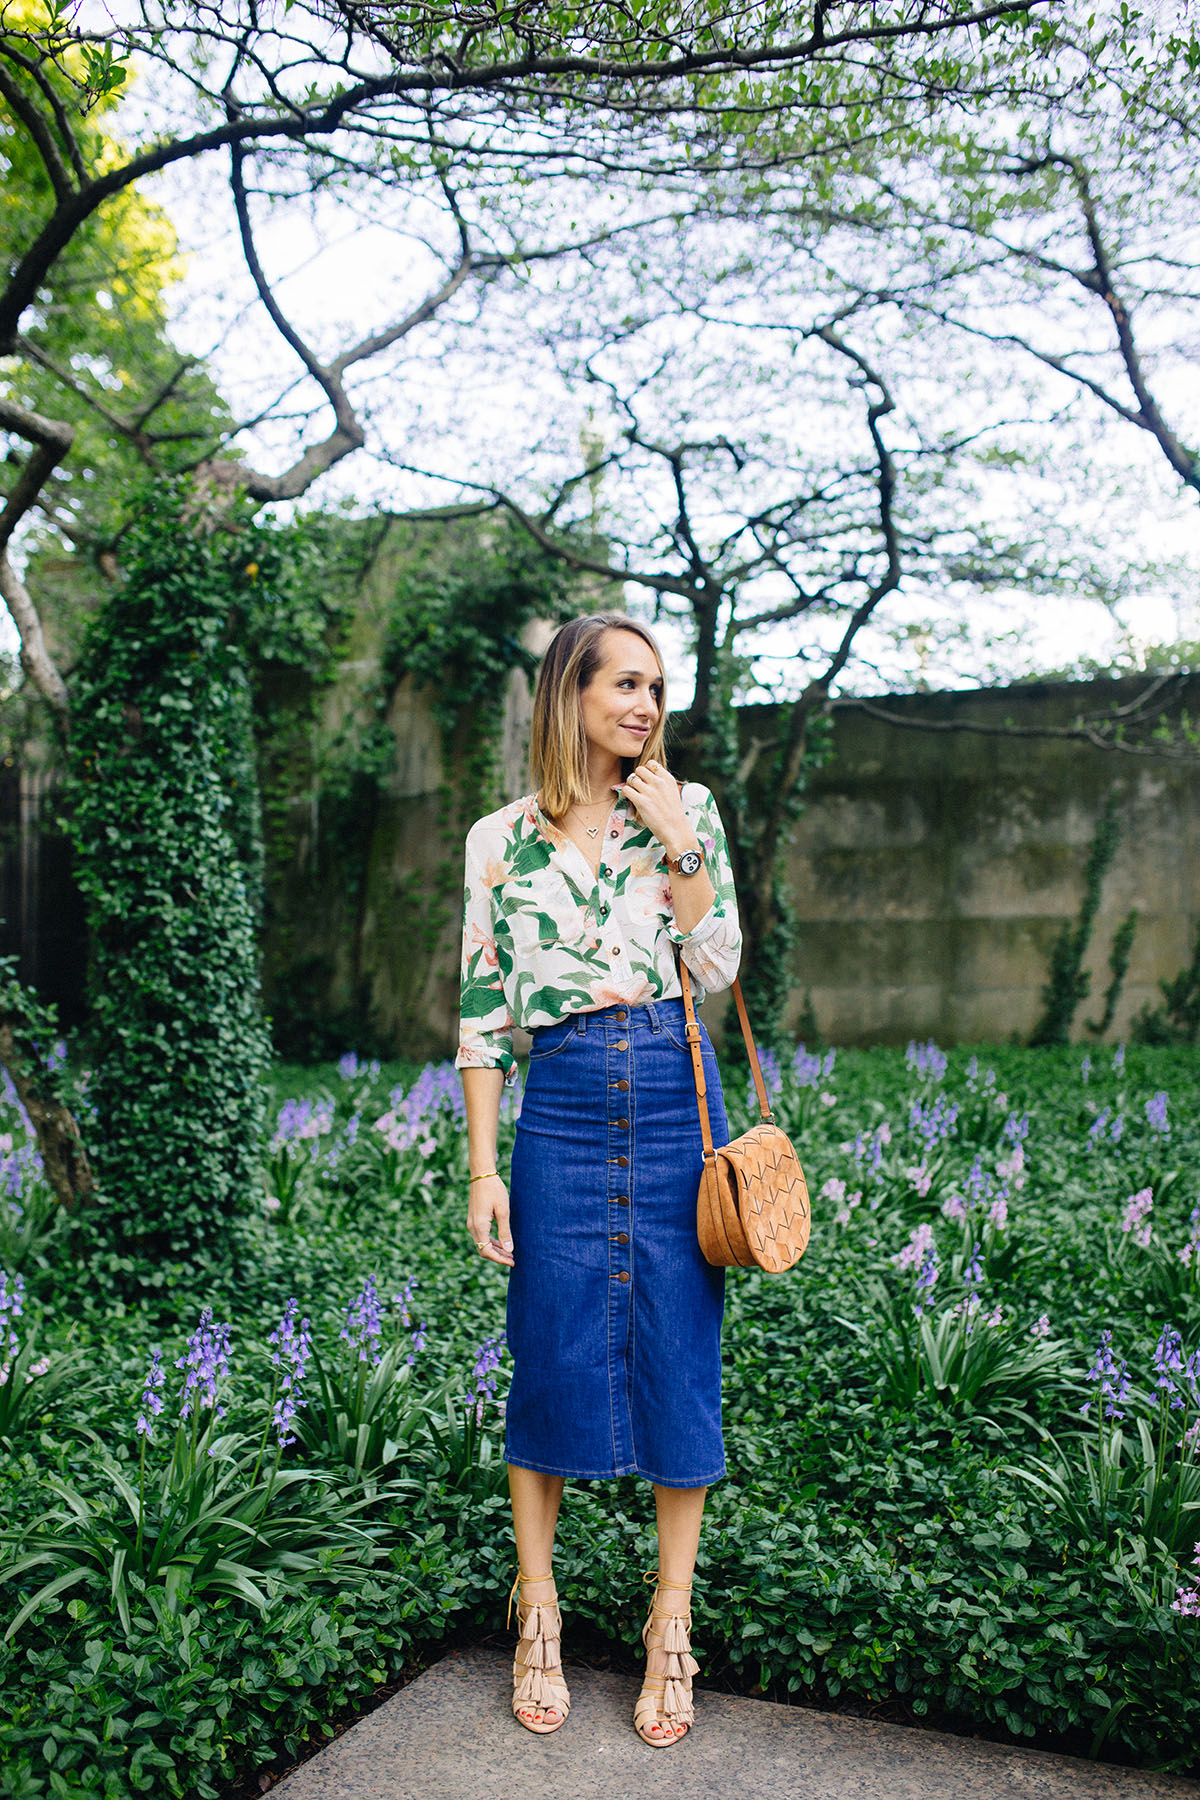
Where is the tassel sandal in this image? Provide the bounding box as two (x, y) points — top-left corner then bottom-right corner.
(634, 1572), (699, 1747)
(508, 1568), (571, 1734)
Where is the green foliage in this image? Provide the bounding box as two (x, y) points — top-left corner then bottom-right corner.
(1134, 921), (1200, 1046)
(5, 1038), (1200, 1791)
(1030, 791), (1123, 1047)
(1088, 907), (1139, 1037)
(62, 482), (272, 1274)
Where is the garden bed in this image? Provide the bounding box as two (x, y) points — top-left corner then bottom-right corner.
(1, 1039), (1198, 1795)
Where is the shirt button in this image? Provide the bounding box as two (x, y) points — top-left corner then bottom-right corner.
(615, 1195), (629, 1206)
(616, 1154), (628, 1168)
(599, 864), (608, 877)
(609, 829), (619, 839)
(617, 1232), (629, 1245)
(615, 1010), (627, 1020)
(616, 1079), (629, 1091)
(616, 1270), (629, 1283)
(616, 1117), (629, 1129)
(611, 946), (621, 957)
(600, 903), (610, 917)
(615, 1039), (628, 1051)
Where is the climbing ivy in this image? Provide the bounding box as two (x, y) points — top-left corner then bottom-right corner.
(1029, 790), (1123, 1047)
(63, 481), (273, 1277)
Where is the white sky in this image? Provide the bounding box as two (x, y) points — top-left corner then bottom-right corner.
(8, 15), (1198, 701)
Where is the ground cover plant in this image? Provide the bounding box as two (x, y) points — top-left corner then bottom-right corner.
(0, 1038), (1198, 1795)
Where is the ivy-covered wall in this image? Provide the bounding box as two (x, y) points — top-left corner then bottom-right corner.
(256, 513), (571, 1060)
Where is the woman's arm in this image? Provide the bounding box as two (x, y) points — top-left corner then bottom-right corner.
(462, 1065), (514, 1267)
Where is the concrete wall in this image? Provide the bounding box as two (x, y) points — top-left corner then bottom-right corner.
(262, 667), (1198, 1055)
(781, 679), (1200, 1046)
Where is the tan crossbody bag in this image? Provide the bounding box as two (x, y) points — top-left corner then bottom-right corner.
(678, 962), (812, 1272)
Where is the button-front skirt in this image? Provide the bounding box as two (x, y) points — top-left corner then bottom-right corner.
(505, 997), (729, 1487)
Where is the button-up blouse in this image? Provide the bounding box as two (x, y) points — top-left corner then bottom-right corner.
(455, 782), (741, 1083)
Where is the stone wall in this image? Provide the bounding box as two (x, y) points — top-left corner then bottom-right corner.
(780, 678), (1200, 1046)
(264, 668), (1198, 1056)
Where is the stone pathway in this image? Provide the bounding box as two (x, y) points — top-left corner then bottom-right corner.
(270, 1645), (1200, 1800)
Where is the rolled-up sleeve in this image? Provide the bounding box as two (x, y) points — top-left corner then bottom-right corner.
(455, 827), (517, 1084)
(666, 786), (742, 996)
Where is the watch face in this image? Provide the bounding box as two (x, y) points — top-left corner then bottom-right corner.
(676, 849), (703, 875)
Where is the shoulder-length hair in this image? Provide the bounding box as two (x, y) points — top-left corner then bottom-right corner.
(531, 612), (668, 818)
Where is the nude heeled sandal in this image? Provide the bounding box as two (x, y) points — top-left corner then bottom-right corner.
(634, 1572), (700, 1747)
(508, 1568), (571, 1734)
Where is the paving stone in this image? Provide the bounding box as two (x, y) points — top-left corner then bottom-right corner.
(269, 1644), (1200, 1800)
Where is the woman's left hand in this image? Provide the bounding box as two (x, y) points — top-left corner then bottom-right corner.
(618, 760), (694, 857)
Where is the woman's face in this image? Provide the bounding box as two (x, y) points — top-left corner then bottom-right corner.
(578, 629), (663, 765)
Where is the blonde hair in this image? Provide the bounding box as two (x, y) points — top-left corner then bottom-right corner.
(531, 613), (668, 818)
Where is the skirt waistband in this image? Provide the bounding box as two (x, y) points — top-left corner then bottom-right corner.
(529, 996), (686, 1040)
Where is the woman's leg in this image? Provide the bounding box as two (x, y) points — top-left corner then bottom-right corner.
(637, 1483), (707, 1742)
(509, 1465), (567, 1727)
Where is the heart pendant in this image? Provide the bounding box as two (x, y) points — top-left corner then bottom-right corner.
(586, 825), (599, 838)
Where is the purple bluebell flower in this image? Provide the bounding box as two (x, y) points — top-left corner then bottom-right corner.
(1031, 1313), (1051, 1339)
(1180, 1206), (1200, 1273)
(1082, 1329), (1129, 1420)
(1113, 1043), (1126, 1073)
(1120, 1188), (1154, 1249)
(1172, 1544), (1200, 1617)
(905, 1040), (948, 1082)
(792, 1045), (822, 1089)
(394, 1278), (425, 1365)
(1081, 1054), (1092, 1084)
(337, 1051), (361, 1080)
(268, 1298), (312, 1446)
(176, 1308), (232, 1421)
(341, 1275), (383, 1367)
(1146, 1091), (1170, 1135)
(470, 1332), (507, 1423)
(1153, 1326), (1185, 1410)
(1003, 1112), (1030, 1145)
(963, 1249), (984, 1287)
(914, 1249), (940, 1316)
(136, 1349), (166, 1439)
(909, 1094), (959, 1149)
(0, 1269), (25, 1382)
(894, 1222), (935, 1273)
(271, 1097), (335, 1152)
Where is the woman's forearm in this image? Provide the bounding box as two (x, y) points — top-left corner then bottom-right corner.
(462, 1066), (505, 1174)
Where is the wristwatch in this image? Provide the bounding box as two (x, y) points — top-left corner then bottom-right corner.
(668, 847), (704, 876)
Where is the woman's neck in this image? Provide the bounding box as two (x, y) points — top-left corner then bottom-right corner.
(583, 754), (623, 803)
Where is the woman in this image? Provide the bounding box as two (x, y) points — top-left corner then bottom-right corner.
(455, 612), (740, 1746)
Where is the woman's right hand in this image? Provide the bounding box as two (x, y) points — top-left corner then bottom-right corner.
(467, 1174), (515, 1267)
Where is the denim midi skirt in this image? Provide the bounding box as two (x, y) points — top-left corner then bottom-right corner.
(505, 997), (729, 1488)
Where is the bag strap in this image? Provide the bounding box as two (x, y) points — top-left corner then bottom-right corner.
(677, 955), (775, 1162)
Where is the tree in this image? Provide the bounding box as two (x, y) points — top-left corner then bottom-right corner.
(2, 0), (1065, 1254)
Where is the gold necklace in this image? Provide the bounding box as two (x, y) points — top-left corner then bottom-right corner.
(567, 798), (611, 840)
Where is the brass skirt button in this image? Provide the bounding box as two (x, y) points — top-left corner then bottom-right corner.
(615, 1039), (628, 1051)
(616, 1079), (629, 1091)
(617, 1232), (629, 1245)
(616, 1154), (628, 1168)
(616, 1117), (629, 1129)
(616, 1270), (630, 1283)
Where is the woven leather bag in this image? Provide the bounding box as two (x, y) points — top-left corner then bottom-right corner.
(679, 963), (811, 1273)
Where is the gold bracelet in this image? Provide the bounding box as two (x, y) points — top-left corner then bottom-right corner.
(469, 1170), (498, 1183)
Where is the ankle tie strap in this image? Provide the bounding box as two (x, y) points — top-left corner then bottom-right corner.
(507, 1567), (556, 1630)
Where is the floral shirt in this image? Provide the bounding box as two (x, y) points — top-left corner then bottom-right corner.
(455, 783), (741, 1083)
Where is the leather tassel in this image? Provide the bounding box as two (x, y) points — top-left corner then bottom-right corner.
(661, 1612), (690, 1654)
(514, 1665), (554, 1707)
(662, 1676), (694, 1721)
